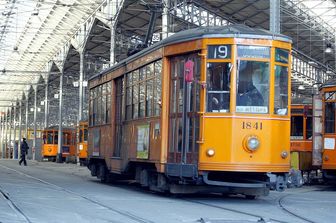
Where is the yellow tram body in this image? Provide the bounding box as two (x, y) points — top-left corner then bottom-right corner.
(41, 128), (76, 161)
(77, 121), (88, 165)
(290, 104), (313, 171)
(87, 25), (292, 196)
(320, 83), (336, 181)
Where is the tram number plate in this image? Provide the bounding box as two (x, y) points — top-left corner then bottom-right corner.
(207, 45), (231, 59)
(242, 121), (262, 130)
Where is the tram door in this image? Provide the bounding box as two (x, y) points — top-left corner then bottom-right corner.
(168, 53), (201, 165)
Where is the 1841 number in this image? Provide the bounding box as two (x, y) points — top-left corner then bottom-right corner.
(242, 121), (263, 130)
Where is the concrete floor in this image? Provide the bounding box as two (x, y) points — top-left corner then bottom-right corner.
(0, 159), (335, 223)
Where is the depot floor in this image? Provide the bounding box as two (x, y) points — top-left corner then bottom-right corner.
(0, 159), (335, 223)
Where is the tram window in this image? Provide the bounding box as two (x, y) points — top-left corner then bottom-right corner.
(139, 84), (145, 118)
(84, 129), (88, 142)
(154, 61), (162, 116)
(133, 84), (139, 119)
(47, 132), (53, 144)
(54, 133), (58, 144)
(325, 102), (335, 133)
(126, 84), (132, 120)
(236, 61), (269, 113)
(290, 116), (304, 139)
(101, 84), (106, 124)
(306, 116), (312, 139)
(206, 62), (231, 112)
(106, 81), (112, 123)
(146, 79), (153, 117)
(274, 65), (288, 115)
(79, 129), (83, 143)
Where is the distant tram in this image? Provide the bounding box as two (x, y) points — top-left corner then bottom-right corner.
(77, 121), (88, 165)
(87, 25), (292, 197)
(320, 81), (336, 182)
(42, 127), (76, 161)
(290, 103), (313, 173)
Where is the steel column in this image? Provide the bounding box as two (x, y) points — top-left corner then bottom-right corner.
(44, 78), (49, 128)
(0, 117), (3, 158)
(162, 0), (169, 39)
(4, 111), (8, 158)
(270, 0), (281, 34)
(18, 101), (22, 157)
(79, 50), (84, 123)
(13, 105), (17, 159)
(25, 96), (28, 139)
(33, 88), (37, 160)
(8, 106), (12, 158)
(57, 73), (64, 163)
(110, 22), (116, 66)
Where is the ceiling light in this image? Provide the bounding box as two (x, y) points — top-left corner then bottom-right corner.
(298, 85), (305, 90)
(326, 70), (332, 74)
(325, 43), (332, 53)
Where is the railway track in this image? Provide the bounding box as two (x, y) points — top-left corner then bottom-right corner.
(0, 164), (155, 223)
(0, 163), (322, 223)
(278, 194), (316, 223)
(184, 190), (320, 223)
(0, 186), (32, 223)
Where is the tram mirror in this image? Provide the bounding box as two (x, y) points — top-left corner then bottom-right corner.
(184, 60), (194, 82)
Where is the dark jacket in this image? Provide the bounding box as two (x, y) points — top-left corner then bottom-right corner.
(21, 141), (29, 155)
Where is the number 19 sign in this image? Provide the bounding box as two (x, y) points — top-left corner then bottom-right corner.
(207, 45), (231, 59)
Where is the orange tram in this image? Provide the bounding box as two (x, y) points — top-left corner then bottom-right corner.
(77, 121), (88, 165)
(320, 80), (336, 182)
(290, 103), (313, 173)
(42, 127), (76, 161)
(87, 25), (292, 197)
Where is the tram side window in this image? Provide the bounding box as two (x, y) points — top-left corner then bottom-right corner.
(206, 62), (231, 112)
(79, 129), (83, 143)
(236, 61), (269, 113)
(274, 65), (288, 115)
(54, 133), (58, 144)
(325, 102), (335, 133)
(290, 116), (304, 139)
(89, 81), (112, 126)
(106, 82), (112, 123)
(306, 116), (312, 139)
(84, 128), (88, 142)
(47, 132), (53, 144)
(154, 61), (162, 116)
(125, 60), (162, 120)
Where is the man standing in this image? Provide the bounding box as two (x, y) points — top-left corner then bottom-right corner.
(19, 138), (29, 166)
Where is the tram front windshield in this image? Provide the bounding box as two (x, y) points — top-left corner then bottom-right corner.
(236, 60), (269, 114)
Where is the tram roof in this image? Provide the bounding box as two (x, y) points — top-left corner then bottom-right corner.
(90, 24), (292, 82)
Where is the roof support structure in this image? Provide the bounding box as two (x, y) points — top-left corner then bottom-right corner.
(270, 0), (281, 33)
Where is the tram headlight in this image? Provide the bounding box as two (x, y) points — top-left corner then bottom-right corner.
(206, 148), (215, 157)
(246, 136), (260, 152)
(281, 151), (288, 159)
